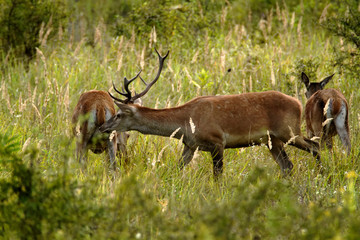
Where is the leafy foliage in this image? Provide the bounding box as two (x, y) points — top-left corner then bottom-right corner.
(322, 0), (360, 79)
(0, 0), (68, 60)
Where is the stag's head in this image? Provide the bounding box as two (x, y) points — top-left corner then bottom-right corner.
(100, 48), (169, 133)
(301, 72), (335, 99)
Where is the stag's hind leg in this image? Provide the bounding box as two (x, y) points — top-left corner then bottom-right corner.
(211, 145), (224, 179)
(268, 136), (293, 175)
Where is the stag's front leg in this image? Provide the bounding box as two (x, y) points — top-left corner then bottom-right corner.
(107, 136), (117, 170)
(116, 132), (129, 165)
(268, 136), (293, 176)
(179, 145), (195, 169)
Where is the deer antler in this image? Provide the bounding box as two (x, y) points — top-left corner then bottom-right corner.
(109, 48), (169, 104)
(109, 70), (142, 104)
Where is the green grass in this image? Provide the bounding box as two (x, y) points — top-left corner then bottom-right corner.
(1, 5), (360, 239)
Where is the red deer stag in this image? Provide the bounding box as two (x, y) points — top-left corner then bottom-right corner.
(301, 72), (351, 154)
(100, 64), (320, 178)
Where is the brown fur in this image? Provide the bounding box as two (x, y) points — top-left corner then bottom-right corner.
(72, 90), (129, 168)
(100, 90), (320, 178)
(301, 72), (351, 154)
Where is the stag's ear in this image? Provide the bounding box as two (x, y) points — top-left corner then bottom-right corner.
(114, 101), (125, 109)
(320, 73), (335, 88)
(301, 72), (310, 87)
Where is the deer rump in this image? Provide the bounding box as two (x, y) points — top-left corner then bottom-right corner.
(304, 88), (349, 144)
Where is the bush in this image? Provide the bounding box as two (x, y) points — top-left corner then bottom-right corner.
(322, 0), (360, 79)
(0, 0), (68, 60)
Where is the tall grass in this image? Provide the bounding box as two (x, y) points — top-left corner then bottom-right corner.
(1, 3), (360, 239)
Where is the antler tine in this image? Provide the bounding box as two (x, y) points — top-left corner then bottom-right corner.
(110, 69), (142, 103)
(112, 82), (128, 97)
(108, 90), (126, 103)
(132, 48), (169, 101)
(123, 69), (142, 98)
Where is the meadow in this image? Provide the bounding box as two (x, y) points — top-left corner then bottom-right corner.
(1, 1), (360, 239)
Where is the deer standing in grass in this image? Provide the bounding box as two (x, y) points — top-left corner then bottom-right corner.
(301, 72), (351, 154)
(71, 70), (143, 169)
(100, 51), (320, 178)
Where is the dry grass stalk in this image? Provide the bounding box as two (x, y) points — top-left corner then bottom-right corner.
(32, 103), (42, 123)
(191, 50), (199, 63)
(74, 38), (85, 57)
(63, 82), (69, 111)
(297, 16), (302, 45)
(189, 117), (196, 134)
(242, 78), (246, 93)
(40, 18), (53, 47)
(109, 130), (116, 141)
(94, 22), (103, 46)
(319, 4), (331, 23)
(284, 126), (298, 147)
(58, 23), (63, 41)
(221, 7), (227, 28)
(149, 26), (157, 48)
(323, 99), (331, 116)
(267, 9), (273, 33)
(249, 75), (253, 92)
(220, 48), (226, 73)
(140, 45), (146, 69)
(169, 127), (181, 139)
(270, 62), (276, 86)
(184, 67), (195, 87)
(267, 130), (272, 150)
(259, 19), (267, 40)
(22, 137), (31, 152)
(322, 118), (333, 127)
(117, 53), (123, 72)
(290, 12), (295, 30)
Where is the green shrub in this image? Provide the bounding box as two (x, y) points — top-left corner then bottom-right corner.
(0, 0), (68, 60)
(322, 0), (360, 80)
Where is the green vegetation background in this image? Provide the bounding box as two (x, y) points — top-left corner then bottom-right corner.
(1, 0), (360, 239)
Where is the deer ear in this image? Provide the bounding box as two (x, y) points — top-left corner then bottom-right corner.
(301, 72), (310, 87)
(320, 73), (335, 88)
(114, 101), (125, 109)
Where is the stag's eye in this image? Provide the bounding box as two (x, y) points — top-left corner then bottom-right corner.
(116, 113), (122, 118)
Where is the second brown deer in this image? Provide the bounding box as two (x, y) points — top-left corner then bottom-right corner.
(301, 72), (351, 154)
(100, 53), (320, 178)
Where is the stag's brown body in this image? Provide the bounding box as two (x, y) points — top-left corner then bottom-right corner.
(301, 72), (351, 154)
(100, 90), (320, 177)
(72, 90), (128, 168)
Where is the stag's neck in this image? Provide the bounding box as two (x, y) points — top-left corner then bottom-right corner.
(133, 106), (189, 139)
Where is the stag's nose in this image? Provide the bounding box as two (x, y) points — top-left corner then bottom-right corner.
(99, 125), (110, 133)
